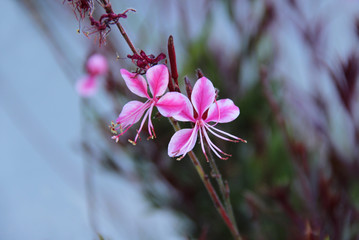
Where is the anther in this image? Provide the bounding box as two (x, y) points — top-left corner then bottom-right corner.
(111, 135), (119, 143)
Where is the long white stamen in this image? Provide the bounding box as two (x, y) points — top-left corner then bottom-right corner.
(147, 104), (155, 138)
(207, 124), (246, 143)
(198, 127), (209, 162)
(202, 127), (228, 159)
(204, 123), (238, 142)
(133, 108), (150, 143)
(114, 101), (151, 139)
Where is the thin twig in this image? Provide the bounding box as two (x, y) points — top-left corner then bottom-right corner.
(205, 143), (238, 232)
(169, 119), (242, 240)
(100, 0), (139, 55)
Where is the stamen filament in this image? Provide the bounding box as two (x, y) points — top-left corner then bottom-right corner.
(132, 108), (150, 143)
(117, 100), (151, 126)
(199, 127), (209, 162)
(204, 123), (238, 143)
(207, 124), (246, 143)
(147, 104), (155, 138)
(202, 127), (229, 160)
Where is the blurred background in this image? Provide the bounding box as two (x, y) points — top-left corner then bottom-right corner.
(1, 0), (359, 239)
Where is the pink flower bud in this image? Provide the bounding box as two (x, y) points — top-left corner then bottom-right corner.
(86, 54), (108, 76)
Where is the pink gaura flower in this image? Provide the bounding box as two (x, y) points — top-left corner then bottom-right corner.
(111, 64), (186, 145)
(76, 54), (108, 97)
(168, 77), (246, 160)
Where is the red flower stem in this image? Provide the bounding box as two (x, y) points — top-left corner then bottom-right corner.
(170, 118), (242, 240)
(204, 143), (238, 232)
(188, 151), (242, 240)
(100, 0), (139, 56)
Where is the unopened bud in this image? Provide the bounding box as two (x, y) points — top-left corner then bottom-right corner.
(184, 77), (193, 99)
(196, 69), (204, 79)
(86, 54), (108, 76)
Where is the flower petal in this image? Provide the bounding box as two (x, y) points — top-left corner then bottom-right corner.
(146, 64), (169, 97)
(172, 95), (195, 122)
(86, 54), (108, 76)
(205, 99), (240, 123)
(156, 92), (187, 117)
(120, 69), (149, 98)
(76, 75), (97, 97)
(116, 100), (149, 128)
(168, 128), (198, 157)
(191, 77), (215, 118)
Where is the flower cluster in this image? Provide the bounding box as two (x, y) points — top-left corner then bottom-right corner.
(111, 65), (245, 159)
(76, 54), (108, 97)
(168, 77), (247, 160)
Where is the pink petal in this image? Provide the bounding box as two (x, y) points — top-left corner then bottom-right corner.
(168, 128), (198, 157)
(172, 95), (195, 122)
(146, 64), (169, 97)
(116, 100), (149, 128)
(76, 75), (97, 97)
(191, 77), (215, 118)
(156, 92), (187, 117)
(86, 54), (108, 76)
(205, 99), (240, 123)
(120, 69), (149, 98)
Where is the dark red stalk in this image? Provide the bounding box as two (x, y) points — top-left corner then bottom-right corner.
(187, 151), (242, 240)
(100, 0), (139, 55)
(168, 35), (180, 92)
(167, 70), (175, 92)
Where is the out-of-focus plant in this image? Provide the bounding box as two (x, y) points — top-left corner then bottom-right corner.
(68, 0), (247, 239)
(22, 0), (359, 239)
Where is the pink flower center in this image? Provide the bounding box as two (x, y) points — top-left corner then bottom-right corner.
(196, 119), (205, 127)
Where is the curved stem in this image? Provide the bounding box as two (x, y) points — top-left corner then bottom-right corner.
(205, 142), (238, 231)
(100, 0), (139, 55)
(169, 118), (242, 240)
